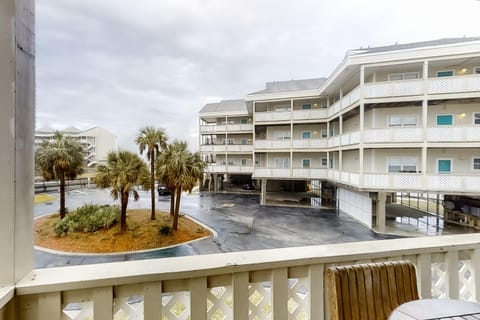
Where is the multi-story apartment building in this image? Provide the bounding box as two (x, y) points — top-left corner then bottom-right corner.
(35, 126), (117, 167)
(199, 99), (254, 191)
(200, 37), (480, 231)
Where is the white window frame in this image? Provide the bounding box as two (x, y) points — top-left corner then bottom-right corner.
(321, 158), (328, 167)
(240, 138), (247, 145)
(302, 159), (311, 168)
(473, 157), (480, 170)
(388, 115), (418, 127)
(275, 105), (290, 112)
(437, 158), (453, 174)
(320, 129), (328, 138)
(437, 70), (455, 77)
(274, 157), (290, 169)
(273, 130), (291, 140)
(473, 112), (480, 125)
(387, 156), (418, 173)
(241, 158), (247, 166)
(387, 72), (419, 81)
(473, 66), (480, 74)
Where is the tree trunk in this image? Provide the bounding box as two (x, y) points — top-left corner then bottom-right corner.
(169, 188), (175, 217)
(172, 187), (182, 230)
(150, 150), (156, 220)
(121, 191), (129, 232)
(59, 172), (66, 219)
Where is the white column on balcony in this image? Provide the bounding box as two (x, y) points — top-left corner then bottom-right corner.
(359, 66), (365, 183)
(290, 99), (294, 177)
(0, 0), (34, 286)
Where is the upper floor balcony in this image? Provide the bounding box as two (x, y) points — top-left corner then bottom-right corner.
(6, 234), (480, 319)
(254, 139), (291, 150)
(206, 164), (253, 174)
(200, 144), (253, 153)
(200, 123), (253, 134)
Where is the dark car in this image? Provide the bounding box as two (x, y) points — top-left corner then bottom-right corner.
(242, 182), (256, 190)
(157, 185), (170, 196)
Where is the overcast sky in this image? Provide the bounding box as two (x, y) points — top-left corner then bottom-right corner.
(35, 0), (480, 151)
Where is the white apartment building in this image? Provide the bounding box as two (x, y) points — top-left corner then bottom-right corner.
(35, 126), (117, 167)
(200, 37), (480, 231)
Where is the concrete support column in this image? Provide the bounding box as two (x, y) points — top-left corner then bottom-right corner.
(260, 179), (267, 205)
(0, 0), (35, 285)
(376, 192), (387, 233)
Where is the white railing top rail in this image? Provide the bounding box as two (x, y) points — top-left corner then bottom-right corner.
(15, 233), (480, 296)
(0, 286), (14, 310)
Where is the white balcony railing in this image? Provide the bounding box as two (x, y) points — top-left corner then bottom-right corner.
(363, 173), (423, 190)
(427, 127), (480, 142)
(426, 174), (480, 193)
(292, 139), (328, 149)
(254, 168), (290, 178)
(254, 140), (291, 149)
(206, 165), (254, 174)
(292, 168), (328, 179)
(364, 127), (423, 143)
(327, 136), (341, 147)
(292, 108), (328, 120)
(254, 111), (291, 122)
(428, 74), (480, 95)
(364, 79), (424, 99)
(200, 124), (253, 133)
(340, 86), (360, 110)
(9, 234), (480, 319)
(340, 131), (361, 145)
(200, 144), (253, 153)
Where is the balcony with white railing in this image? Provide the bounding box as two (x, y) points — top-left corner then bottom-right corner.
(207, 164), (254, 174)
(364, 79), (424, 99)
(340, 87), (360, 110)
(200, 124), (253, 134)
(254, 167), (290, 178)
(363, 173), (423, 190)
(292, 139), (328, 149)
(6, 234), (480, 319)
(426, 174), (480, 193)
(427, 126), (480, 142)
(340, 131), (361, 145)
(200, 144), (253, 153)
(428, 74), (480, 95)
(254, 140), (291, 149)
(292, 168), (328, 179)
(292, 108), (328, 121)
(254, 111), (291, 122)
(364, 127), (423, 144)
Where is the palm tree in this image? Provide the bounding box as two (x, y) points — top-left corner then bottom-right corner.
(135, 126), (168, 220)
(157, 141), (205, 230)
(35, 132), (84, 219)
(94, 150), (149, 232)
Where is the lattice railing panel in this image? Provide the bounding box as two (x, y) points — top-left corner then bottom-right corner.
(208, 286), (233, 320)
(114, 296), (143, 319)
(287, 278), (309, 320)
(249, 282), (272, 320)
(459, 259), (475, 302)
(62, 302), (93, 320)
(431, 261), (447, 299)
(162, 292), (190, 320)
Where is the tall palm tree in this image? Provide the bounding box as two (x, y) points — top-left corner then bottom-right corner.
(157, 141), (205, 230)
(135, 126), (168, 220)
(35, 131), (84, 219)
(94, 150), (149, 232)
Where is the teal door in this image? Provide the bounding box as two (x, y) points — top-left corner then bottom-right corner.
(437, 115), (453, 125)
(438, 160), (451, 173)
(302, 104), (311, 110)
(437, 70), (454, 77)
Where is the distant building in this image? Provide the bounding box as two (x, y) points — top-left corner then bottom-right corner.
(35, 126), (117, 167)
(200, 37), (480, 231)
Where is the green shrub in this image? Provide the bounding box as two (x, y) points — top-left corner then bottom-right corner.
(54, 204), (120, 236)
(159, 224), (172, 236)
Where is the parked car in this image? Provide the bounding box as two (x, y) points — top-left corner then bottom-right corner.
(242, 182), (256, 190)
(157, 185), (170, 196)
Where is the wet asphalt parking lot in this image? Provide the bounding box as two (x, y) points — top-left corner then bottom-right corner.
(34, 189), (399, 268)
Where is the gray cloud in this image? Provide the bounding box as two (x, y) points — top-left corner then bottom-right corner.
(36, 0), (480, 151)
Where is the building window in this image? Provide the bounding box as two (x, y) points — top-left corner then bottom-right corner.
(474, 67), (480, 74)
(438, 159), (452, 174)
(321, 158), (328, 167)
(302, 104), (311, 110)
(302, 159), (311, 168)
(223, 139), (234, 144)
(240, 119), (247, 124)
(275, 105), (290, 112)
(329, 159), (334, 169)
(241, 159), (247, 166)
(437, 114), (453, 126)
(274, 157), (290, 169)
(302, 131), (311, 139)
(321, 130), (328, 138)
(273, 131), (291, 140)
(240, 139), (247, 145)
(473, 158), (480, 170)
(437, 70), (454, 77)
(388, 115), (417, 127)
(387, 72), (419, 81)
(388, 157), (418, 173)
(474, 113), (480, 125)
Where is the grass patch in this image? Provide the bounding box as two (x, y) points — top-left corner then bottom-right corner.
(34, 193), (56, 204)
(35, 209), (212, 253)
